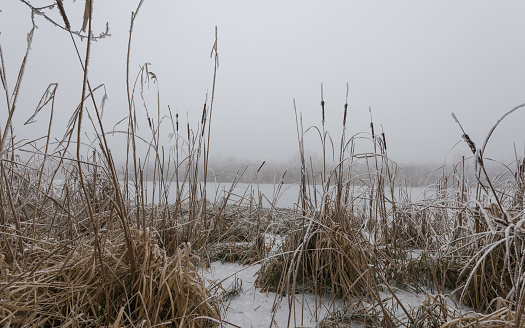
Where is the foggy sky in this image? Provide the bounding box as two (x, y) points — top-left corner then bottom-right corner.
(1, 1), (525, 166)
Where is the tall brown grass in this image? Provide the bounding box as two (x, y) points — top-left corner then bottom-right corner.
(2, 2), (525, 328)
(0, 2), (225, 327)
(255, 88), (525, 327)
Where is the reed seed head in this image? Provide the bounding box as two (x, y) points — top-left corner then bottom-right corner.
(56, 0), (71, 30)
(321, 100), (325, 123)
(462, 133), (476, 154)
(201, 102), (207, 125)
(343, 103), (348, 127)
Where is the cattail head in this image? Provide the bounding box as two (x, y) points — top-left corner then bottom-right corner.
(81, 0), (91, 32)
(321, 100), (325, 124)
(381, 132), (387, 150)
(344, 83), (349, 127)
(56, 0), (71, 30)
(201, 102), (207, 136)
(176, 113), (179, 132)
(320, 83), (325, 124)
(462, 134), (476, 154)
(343, 103), (348, 127)
(257, 161), (266, 173)
(201, 102), (207, 125)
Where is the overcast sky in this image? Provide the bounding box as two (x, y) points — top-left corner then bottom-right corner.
(1, 1), (525, 166)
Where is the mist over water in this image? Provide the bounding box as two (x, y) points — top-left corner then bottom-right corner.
(142, 181), (428, 208)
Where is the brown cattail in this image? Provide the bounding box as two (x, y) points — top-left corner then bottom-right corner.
(176, 113), (179, 132)
(321, 100), (325, 123)
(343, 103), (348, 127)
(81, 0), (92, 32)
(462, 134), (476, 154)
(82, 0), (91, 32)
(344, 83), (349, 127)
(201, 102), (207, 125)
(201, 102), (207, 136)
(257, 161), (266, 173)
(321, 83), (325, 124)
(56, 0), (71, 30)
(381, 132), (387, 150)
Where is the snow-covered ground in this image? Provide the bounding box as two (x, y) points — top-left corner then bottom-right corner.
(202, 261), (354, 328)
(201, 259), (471, 328)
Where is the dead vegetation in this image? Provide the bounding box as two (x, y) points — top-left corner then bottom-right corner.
(1, 2), (525, 328)
(255, 86), (525, 327)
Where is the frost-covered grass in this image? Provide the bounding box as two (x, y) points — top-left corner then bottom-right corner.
(1, 2), (525, 327)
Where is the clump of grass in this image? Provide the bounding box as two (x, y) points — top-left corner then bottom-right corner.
(293, 217), (372, 295)
(442, 298), (525, 328)
(0, 2), (226, 327)
(254, 88), (525, 328)
(410, 294), (459, 328)
(220, 275), (243, 301)
(443, 210), (525, 313)
(208, 237), (266, 265)
(316, 300), (382, 328)
(255, 257), (286, 293)
(0, 228), (221, 327)
(256, 90), (405, 327)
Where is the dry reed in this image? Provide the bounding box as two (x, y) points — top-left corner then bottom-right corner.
(2, 2), (525, 328)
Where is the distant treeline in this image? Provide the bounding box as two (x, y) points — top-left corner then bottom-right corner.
(44, 154), (518, 188)
(165, 156), (516, 187)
